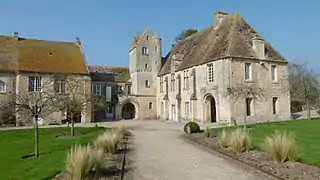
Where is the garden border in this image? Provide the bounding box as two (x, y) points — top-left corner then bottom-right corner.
(182, 134), (283, 180)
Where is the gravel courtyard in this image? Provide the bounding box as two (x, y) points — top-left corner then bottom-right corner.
(121, 120), (275, 180)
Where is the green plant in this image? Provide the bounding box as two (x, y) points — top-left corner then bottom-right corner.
(227, 128), (251, 154)
(261, 131), (297, 163)
(93, 130), (122, 154)
(183, 121), (200, 134)
(204, 126), (211, 138)
(218, 129), (229, 149)
(65, 145), (105, 180)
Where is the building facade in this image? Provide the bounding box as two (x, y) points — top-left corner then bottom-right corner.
(90, 12), (291, 124)
(0, 33), (91, 126)
(157, 12), (291, 125)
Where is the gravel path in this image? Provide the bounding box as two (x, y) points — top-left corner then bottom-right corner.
(123, 121), (275, 180)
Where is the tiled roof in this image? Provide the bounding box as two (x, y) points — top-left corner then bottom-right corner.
(0, 35), (89, 74)
(88, 66), (130, 82)
(158, 13), (287, 76)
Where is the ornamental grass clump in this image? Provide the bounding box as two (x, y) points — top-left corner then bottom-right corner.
(65, 145), (105, 180)
(227, 128), (251, 154)
(262, 130), (297, 163)
(93, 129), (123, 154)
(204, 126), (212, 138)
(218, 129), (229, 149)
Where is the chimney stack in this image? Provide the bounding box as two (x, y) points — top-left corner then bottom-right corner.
(13, 32), (19, 40)
(75, 37), (81, 46)
(214, 11), (228, 27)
(252, 35), (265, 59)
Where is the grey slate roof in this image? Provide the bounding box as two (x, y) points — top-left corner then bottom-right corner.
(89, 65), (130, 82)
(158, 13), (287, 76)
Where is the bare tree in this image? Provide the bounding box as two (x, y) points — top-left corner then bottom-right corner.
(0, 72), (60, 157)
(289, 63), (320, 120)
(224, 84), (266, 129)
(56, 75), (107, 136)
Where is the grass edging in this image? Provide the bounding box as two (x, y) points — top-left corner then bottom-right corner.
(182, 134), (283, 180)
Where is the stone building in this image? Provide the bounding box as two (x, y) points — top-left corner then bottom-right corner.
(90, 29), (161, 121)
(0, 33), (91, 125)
(156, 12), (291, 125)
(90, 12), (291, 124)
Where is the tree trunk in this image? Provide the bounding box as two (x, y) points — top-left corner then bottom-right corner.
(34, 116), (39, 157)
(243, 112), (247, 130)
(71, 113), (75, 136)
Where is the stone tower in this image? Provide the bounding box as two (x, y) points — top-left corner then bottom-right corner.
(129, 29), (162, 96)
(127, 28), (162, 119)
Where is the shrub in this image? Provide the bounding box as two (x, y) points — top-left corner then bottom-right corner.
(65, 145), (105, 180)
(218, 129), (229, 149)
(183, 121), (200, 134)
(227, 128), (251, 154)
(93, 130), (122, 154)
(261, 131), (297, 163)
(204, 126), (212, 138)
(114, 126), (131, 136)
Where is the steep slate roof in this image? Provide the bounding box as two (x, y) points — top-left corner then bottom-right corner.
(88, 66), (130, 82)
(158, 13), (287, 76)
(0, 35), (89, 74)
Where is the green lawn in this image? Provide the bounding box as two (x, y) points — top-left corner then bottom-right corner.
(211, 119), (320, 166)
(0, 126), (106, 180)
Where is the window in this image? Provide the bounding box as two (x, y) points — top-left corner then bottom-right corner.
(155, 46), (158, 51)
(0, 81), (6, 93)
(28, 76), (42, 92)
(127, 85), (131, 95)
(145, 63), (148, 69)
(148, 102), (152, 109)
(170, 74), (175, 91)
(184, 70), (189, 89)
(94, 83), (102, 95)
(54, 78), (66, 93)
(246, 98), (253, 116)
(116, 85), (123, 93)
(107, 105), (113, 113)
(207, 64), (214, 83)
(271, 65), (277, 81)
(160, 77), (164, 93)
(145, 80), (150, 87)
(146, 36), (149, 40)
(142, 47), (148, 55)
(244, 62), (252, 80)
(272, 97), (278, 114)
(185, 102), (190, 116)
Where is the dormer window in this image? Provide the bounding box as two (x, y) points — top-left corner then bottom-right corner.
(142, 47), (148, 55)
(0, 80), (6, 93)
(146, 36), (149, 40)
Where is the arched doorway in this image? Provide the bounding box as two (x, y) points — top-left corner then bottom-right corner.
(121, 103), (135, 120)
(204, 95), (217, 123)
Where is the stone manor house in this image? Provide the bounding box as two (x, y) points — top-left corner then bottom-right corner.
(0, 12), (291, 126)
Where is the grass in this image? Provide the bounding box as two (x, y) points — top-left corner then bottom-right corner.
(66, 144), (105, 180)
(262, 131), (297, 163)
(210, 119), (320, 166)
(0, 126), (106, 180)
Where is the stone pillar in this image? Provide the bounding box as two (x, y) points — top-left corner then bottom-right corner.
(191, 100), (197, 122)
(175, 99), (181, 122)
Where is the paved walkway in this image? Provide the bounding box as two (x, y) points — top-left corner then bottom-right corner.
(121, 120), (275, 180)
(0, 120), (276, 179)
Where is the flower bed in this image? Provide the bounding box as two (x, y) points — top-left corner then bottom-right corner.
(184, 133), (320, 180)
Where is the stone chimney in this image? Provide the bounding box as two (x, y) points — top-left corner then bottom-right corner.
(252, 35), (265, 59)
(13, 32), (19, 40)
(75, 37), (81, 46)
(214, 11), (228, 27)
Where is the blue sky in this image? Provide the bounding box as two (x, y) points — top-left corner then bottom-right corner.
(1, 1), (319, 69)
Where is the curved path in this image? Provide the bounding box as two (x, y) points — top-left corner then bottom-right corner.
(121, 120), (275, 180)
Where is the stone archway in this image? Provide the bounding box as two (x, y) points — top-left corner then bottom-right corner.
(204, 94), (217, 123)
(121, 102), (135, 120)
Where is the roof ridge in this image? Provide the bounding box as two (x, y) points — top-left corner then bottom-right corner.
(0, 35), (75, 44)
(226, 13), (239, 56)
(89, 65), (129, 68)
